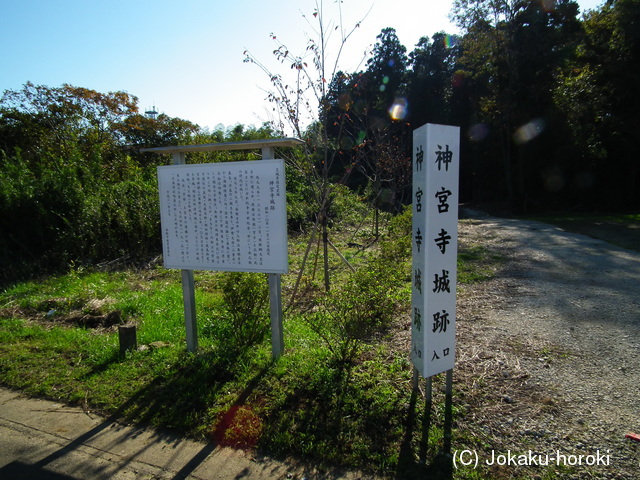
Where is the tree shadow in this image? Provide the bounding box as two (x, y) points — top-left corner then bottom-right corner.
(257, 359), (359, 465)
(0, 461), (78, 480)
(15, 347), (274, 480)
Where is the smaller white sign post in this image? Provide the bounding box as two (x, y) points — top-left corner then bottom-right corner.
(411, 123), (460, 379)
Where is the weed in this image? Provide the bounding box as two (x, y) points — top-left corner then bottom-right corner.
(202, 271), (270, 353)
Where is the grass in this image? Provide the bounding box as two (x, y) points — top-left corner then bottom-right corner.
(458, 244), (504, 284)
(0, 212), (504, 479)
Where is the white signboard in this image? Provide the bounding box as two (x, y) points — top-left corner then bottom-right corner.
(411, 124), (460, 378)
(157, 159), (288, 274)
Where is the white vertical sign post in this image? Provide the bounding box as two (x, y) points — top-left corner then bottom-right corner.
(411, 123), (460, 379)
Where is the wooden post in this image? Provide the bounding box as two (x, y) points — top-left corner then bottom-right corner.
(262, 146), (284, 358)
(173, 152), (199, 353)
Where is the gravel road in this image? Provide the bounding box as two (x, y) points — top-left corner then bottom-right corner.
(455, 210), (640, 479)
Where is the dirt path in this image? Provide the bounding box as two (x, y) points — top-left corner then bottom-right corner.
(455, 210), (640, 479)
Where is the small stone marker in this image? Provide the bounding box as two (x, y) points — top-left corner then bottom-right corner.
(118, 324), (137, 356)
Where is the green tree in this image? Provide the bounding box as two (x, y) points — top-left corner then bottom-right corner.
(318, 28), (413, 214)
(554, 0), (640, 207)
(0, 83), (195, 283)
(407, 32), (463, 128)
(0, 82), (138, 171)
(365, 28), (408, 116)
(453, 0), (582, 209)
(115, 112), (198, 148)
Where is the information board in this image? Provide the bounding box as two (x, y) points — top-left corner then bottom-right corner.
(157, 159), (288, 273)
(411, 124), (459, 378)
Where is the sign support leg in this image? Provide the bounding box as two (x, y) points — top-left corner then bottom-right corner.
(181, 269), (198, 353)
(444, 368), (453, 452)
(268, 273), (284, 358)
(445, 368), (453, 398)
(261, 146), (285, 359)
(171, 152), (199, 353)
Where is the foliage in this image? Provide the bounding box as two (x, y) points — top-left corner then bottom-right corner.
(0, 82), (137, 164)
(321, 28), (415, 209)
(365, 27), (408, 114)
(2, 1), (639, 290)
(0, 86), (286, 285)
(244, 0), (377, 291)
(4, 0), (637, 286)
(209, 272), (270, 351)
(379, 204), (412, 262)
(553, 0), (640, 208)
(302, 206), (410, 365)
(407, 32), (464, 129)
(309, 0), (640, 213)
(452, 0), (583, 209)
(0, 146), (161, 283)
(2, 2), (640, 476)
(305, 259), (398, 364)
(284, 159), (318, 230)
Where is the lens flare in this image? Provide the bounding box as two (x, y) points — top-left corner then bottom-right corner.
(542, 166), (564, 193)
(443, 34), (458, 48)
(514, 118), (546, 145)
(388, 98), (408, 121)
(468, 123), (489, 141)
(379, 76), (390, 92)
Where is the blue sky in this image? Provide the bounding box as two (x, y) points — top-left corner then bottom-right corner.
(1, 0), (605, 133)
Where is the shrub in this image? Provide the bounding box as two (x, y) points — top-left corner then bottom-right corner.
(0, 149), (162, 285)
(213, 272), (270, 351)
(285, 164), (317, 231)
(379, 204), (412, 263)
(306, 258), (398, 364)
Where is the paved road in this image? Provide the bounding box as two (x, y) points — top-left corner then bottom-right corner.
(0, 388), (363, 480)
